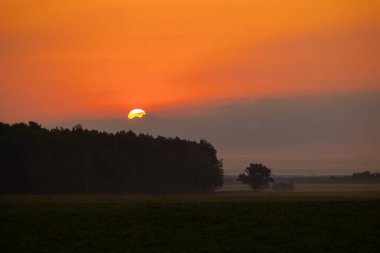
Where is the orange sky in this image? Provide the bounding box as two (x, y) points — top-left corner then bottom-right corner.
(1, 0), (379, 122)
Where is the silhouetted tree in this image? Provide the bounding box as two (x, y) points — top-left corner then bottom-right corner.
(0, 121), (223, 194)
(28, 121), (41, 130)
(238, 163), (274, 190)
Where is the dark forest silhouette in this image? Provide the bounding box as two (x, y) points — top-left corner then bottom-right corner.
(0, 121), (223, 194)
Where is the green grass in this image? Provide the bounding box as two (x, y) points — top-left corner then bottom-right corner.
(1, 192), (380, 252)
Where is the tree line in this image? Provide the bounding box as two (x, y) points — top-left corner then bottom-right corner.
(0, 122), (223, 194)
(234, 163), (380, 192)
(274, 171), (380, 184)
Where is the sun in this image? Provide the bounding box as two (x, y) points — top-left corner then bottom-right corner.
(128, 109), (146, 119)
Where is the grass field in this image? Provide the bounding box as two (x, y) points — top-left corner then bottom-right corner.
(1, 192), (380, 252)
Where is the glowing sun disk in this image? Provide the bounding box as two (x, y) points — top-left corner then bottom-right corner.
(128, 109), (146, 119)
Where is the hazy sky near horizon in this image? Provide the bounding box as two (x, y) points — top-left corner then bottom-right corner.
(1, 0), (380, 174)
(54, 91), (380, 175)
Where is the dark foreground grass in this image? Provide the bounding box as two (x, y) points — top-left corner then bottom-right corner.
(1, 192), (380, 253)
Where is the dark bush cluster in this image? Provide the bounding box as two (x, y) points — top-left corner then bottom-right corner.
(0, 122), (223, 194)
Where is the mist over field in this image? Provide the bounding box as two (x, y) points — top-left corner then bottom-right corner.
(52, 91), (380, 175)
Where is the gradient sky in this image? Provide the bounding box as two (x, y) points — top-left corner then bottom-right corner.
(1, 0), (380, 174)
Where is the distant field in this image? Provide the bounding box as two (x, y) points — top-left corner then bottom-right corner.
(219, 182), (380, 192)
(1, 193), (380, 253)
(295, 184), (380, 192)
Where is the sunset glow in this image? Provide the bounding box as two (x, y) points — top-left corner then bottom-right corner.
(1, 0), (379, 122)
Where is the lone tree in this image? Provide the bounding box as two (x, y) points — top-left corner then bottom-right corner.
(238, 163), (274, 190)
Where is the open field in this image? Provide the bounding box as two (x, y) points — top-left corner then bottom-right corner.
(1, 193), (380, 253)
(219, 182), (380, 192)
